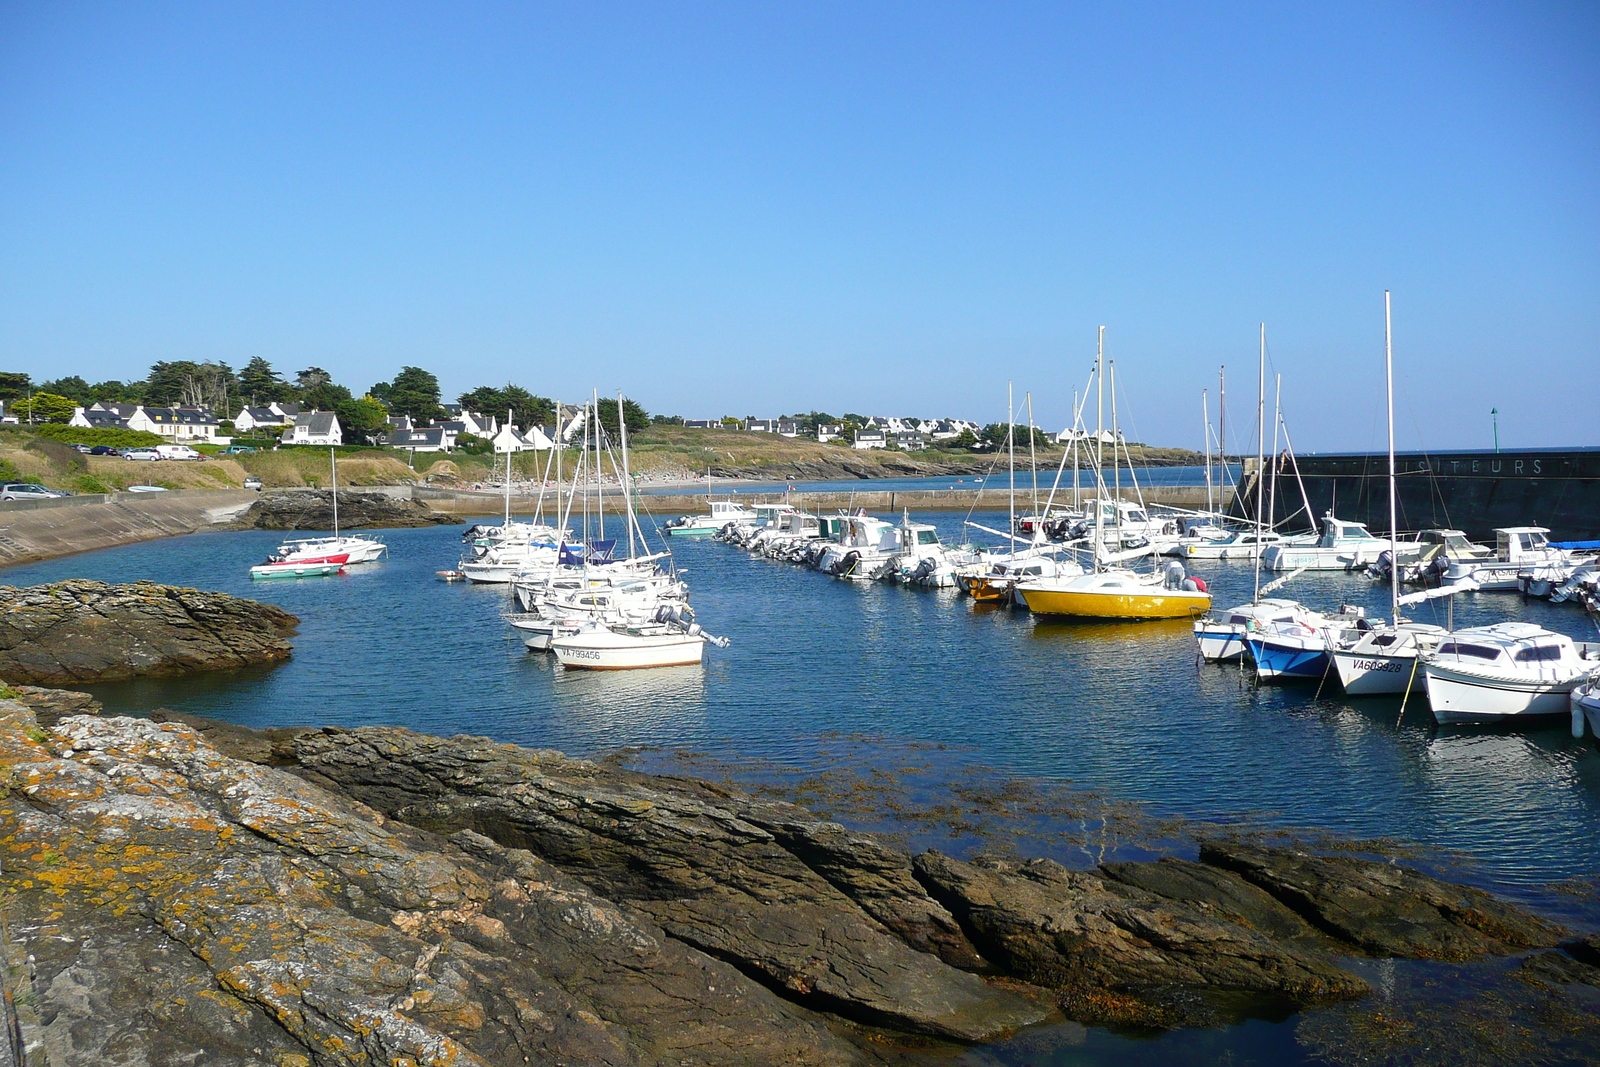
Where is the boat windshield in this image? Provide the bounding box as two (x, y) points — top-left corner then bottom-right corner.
(1437, 642), (1502, 661)
(1513, 644), (1564, 663)
(917, 530), (940, 545)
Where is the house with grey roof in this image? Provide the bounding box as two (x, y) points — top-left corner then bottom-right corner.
(280, 411), (343, 446)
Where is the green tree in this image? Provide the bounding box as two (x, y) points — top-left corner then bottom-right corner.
(0, 373), (32, 401)
(651, 414), (685, 425)
(371, 366), (443, 424)
(951, 428), (978, 449)
(596, 397), (650, 437)
(295, 367), (332, 391)
(142, 361), (236, 411)
(457, 384), (553, 430)
(89, 380), (138, 404)
(38, 376), (92, 404)
(12, 392), (78, 423)
(239, 357), (288, 404)
(301, 380), (354, 415)
(333, 394), (389, 443)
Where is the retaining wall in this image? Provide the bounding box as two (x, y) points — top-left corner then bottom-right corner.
(0, 490), (257, 567)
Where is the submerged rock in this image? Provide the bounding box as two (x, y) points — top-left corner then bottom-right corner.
(914, 851), (1368, 1026)
(238, 489), (457, 530)
(1197, 839), (1567, 960)
(0, 579), (298, 685)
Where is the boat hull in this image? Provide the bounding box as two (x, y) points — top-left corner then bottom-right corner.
(1573, 687), (1600, 739)
(1194, 624), (1247, 662)
(1245, 636), (1329, 680)
(551, 633), (707, 669)
(250, 563), (343, 580)
(1019, 587), (1211, 620)
(1423, 663), (1583, 723)
(1331, 650), (1420, 695)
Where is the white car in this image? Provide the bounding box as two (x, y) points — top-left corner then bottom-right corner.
(0, 482), (69, 501)
(122, 449), (162, 461)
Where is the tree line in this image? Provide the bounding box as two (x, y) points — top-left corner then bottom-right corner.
(0, 360), (651, 440)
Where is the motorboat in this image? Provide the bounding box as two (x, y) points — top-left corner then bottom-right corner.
(1193, 598), (1324, 663)
(813, 514), (903, 580)
(276, 536), (386, 564)
(663, 499), (759, 537)
(1435, 527), (1568, 591)
(1572, 678), (1600, 739)
(249, 553), (348, 580)
(1175, 528), (1315, 561)
(1421, 622), (1600, 724)
(1260, 512), (1421, 572)
(1017, 561), (1211, 621)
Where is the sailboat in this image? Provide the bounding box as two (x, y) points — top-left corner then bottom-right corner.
(1330, 293), (1449, 695)
(274, 448), (387, 563)
(548, 392), (729, 669)
(1016, 330), (1211, 621)
(460, 413), (570, 583)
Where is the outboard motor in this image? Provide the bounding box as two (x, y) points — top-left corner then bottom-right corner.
(1163, 560), (1187, 590)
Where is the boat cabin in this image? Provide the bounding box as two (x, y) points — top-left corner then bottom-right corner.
(1494, 527), (1553, 563)
(707, 500), (757, 522)
(839, 516), (901, 553)
(1430, 623), (1591, 670)
(900, 522), (943, 560)
(1315, 513), (1381, 547)
(751, 503), (797, 528)
(1416, 529), (1490, 560)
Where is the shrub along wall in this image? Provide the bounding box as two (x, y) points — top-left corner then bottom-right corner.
(31, 425), (165, 448)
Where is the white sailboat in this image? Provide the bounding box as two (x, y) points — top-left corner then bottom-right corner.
(276, 449), (387, 563)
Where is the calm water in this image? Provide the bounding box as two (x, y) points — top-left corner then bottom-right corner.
(5, 514), (1597, 1064)
(641, 465), (1243, 496)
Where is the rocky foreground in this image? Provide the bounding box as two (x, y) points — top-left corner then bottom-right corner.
(1, 695), (1594, 1066)
(237, 489), (459, 530)
(0, 580), (298, 686)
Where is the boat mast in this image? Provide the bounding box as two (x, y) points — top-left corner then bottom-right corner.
(1268, 373), (1282, 538)
(1385, 289), (1399, 624)
(617, 392), (636, 560)
(1026, 391), (1039, 516)
(1252, 325), (1265, 602)
(504, 407), (513, 528)
(1007, 381), (1016, 550)
(1110, 359), (1120, 547)
(1071, 388), (1081, 513)
(1094, 327), (1104, 572)
(1202, 389), (1214, 517)
(592, 391), (605, 543)
(329, 448), (339, 537)
(1218, 365), (1227, 494)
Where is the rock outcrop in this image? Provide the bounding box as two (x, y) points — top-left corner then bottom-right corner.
(0, 580), (298, 685)
(0, 709), (1582, 1067)
(238, 489), (458, 530)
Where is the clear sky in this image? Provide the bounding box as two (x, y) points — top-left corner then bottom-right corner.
(1, 2), (1595, 452)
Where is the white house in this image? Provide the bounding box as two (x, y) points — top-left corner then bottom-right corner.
(683, 419), (718, 429)
(817, 423), (843, 443)
(233, 402), (302, 433)
(853, 430), (887, 450)
(776, 419), (801, 437)
(384, 426), (451, 452)
(281, 411), (343, 446)
(72, 404), (221, 441)
(456, 410), (497, 437)
(931, 419), (979, 440)
(1056, 428), (1121, 445)
(745, 419), (775, 433)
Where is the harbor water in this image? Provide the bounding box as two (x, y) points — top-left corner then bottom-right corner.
(5, 512), (1598, 1064)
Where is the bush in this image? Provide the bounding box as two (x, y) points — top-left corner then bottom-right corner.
(32, 424), (164, 448)
(73, 475), (111, 494)
(24, 436), (87, 472)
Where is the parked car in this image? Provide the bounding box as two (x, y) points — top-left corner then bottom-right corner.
(1, 483), (69, 501)
(155, 444), (203, 461)
(70, 444), (93, 454)
(243, 475), (264, 490)
(122, 448), (161, 461)
(225, 445), (257, 454)
(89, 445), (121, 456)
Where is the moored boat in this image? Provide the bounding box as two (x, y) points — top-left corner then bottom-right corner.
(1421, 622), (1600, 724)
(1572, 678), (1600, 739)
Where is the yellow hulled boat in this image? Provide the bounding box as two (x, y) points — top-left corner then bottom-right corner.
(1017, 569), (1211, 620)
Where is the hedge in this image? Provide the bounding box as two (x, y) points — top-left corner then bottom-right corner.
(30, 424), (165, 448)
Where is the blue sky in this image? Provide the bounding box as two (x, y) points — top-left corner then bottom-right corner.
(1, 2), (1595, 451)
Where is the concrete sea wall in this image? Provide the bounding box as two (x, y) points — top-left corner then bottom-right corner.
(0, 489), (257, 566)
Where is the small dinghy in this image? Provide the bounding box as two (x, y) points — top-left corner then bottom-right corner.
(249, 552), (348, 580)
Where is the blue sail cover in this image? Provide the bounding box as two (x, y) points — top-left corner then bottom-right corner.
(557, 542), (585, 566)
(1551, 540), (1600, 550)
(587, 539), (617, 562)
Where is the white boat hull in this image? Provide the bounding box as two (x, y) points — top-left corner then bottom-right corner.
(1194, 624), (1247, 662)
(551, 631), (708, 669)
(1573, 685), (1600, 739)
(1331, 650), (1420, 695)
(1423, 663), (1585, 723)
